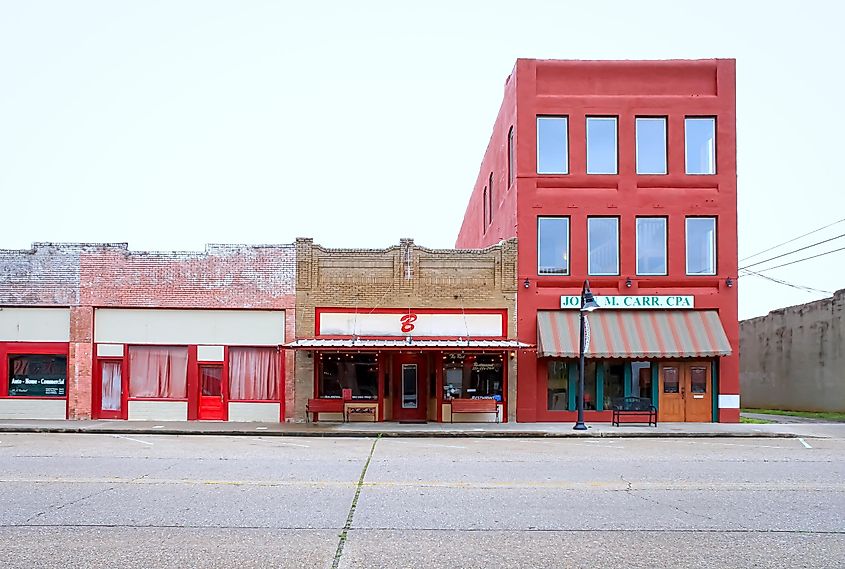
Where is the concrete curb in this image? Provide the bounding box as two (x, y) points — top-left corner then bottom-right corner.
(0, 426), (804, 439)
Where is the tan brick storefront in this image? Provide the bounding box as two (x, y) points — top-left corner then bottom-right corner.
(290, 238), (521, 423)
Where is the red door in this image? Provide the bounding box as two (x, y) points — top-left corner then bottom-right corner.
(97, 359), (126, 420)
(394, 354), (427, 422)
(198, 364), (226, 420)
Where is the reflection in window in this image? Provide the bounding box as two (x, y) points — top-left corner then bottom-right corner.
(8, 355), (67, 397)
(319, 353), (378, 399)
(587, 117), (617, 174)
(588, 217), (619, 275)
(537, 116), (568, 174)
(583, 361), (598, 410)
(603, 362), (625, 409)
(547, 360), (569, 411)
(690, 367), (708, 394)
(685, 117), (716, 174)
(636, 117), (667, 174)
(443, 354), (503, 401)
(632, 361), (652, 399)
(663, 367), (680, 394)
(538, 217), (569, 275)
(686, 217), (717, 275)
(637, 218), (667, 275)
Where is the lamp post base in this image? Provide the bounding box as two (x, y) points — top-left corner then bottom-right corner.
(573, 422), (588, 431)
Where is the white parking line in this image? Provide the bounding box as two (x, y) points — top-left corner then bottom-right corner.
(277, 441), (310, 448)
(798, 438), (813, 449)
(112, 434), (154, 446)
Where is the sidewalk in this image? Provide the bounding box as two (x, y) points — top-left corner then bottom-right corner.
(1, 419), (842, 438)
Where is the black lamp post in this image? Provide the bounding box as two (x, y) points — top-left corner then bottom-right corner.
(574, 280), (600, 431)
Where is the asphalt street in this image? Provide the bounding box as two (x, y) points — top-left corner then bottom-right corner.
(0, 432), (843, 568)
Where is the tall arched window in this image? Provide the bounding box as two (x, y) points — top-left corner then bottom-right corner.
(482, 187), (488, 232)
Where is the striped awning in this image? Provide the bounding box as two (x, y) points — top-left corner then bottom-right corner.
(537, 310), (732, 358)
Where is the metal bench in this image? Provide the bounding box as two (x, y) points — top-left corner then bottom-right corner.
(611, 396), (657, 427)
(449, 399), (499, 423)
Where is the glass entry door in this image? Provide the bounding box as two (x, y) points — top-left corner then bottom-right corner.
(658, 362), (712, 422)
(394, 355), (427, 422)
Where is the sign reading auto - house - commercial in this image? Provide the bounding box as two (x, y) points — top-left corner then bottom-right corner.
(560, 295), (695, 309)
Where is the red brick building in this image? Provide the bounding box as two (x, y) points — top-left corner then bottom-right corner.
(0, 243), (295, 421)
(456, 59), (739, 423)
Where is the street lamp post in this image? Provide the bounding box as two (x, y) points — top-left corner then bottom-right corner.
(574, 280), (600, 431)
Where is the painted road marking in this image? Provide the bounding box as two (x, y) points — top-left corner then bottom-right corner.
(277, 441), (310, 448)
(112, 435), (154, 446)
(798, 438), (812, 449)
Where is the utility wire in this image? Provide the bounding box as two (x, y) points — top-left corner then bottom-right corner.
(739, 232), (845, 270)
(739, 216), (845, 262)
(739, 267), (833, 295)
(742, 245), (845, 273)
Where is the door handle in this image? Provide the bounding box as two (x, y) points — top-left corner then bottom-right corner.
(681, 386), (686, 399)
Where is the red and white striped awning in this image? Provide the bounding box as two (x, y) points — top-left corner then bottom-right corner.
(537, 310), (732, 358)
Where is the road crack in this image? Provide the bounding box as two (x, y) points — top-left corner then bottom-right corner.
(331, 435), (380, 569)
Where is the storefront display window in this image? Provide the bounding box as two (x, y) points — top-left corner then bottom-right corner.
(547, 360), (569, 411)
(128, 346), (188, 398)
(442, 354), (503, 401)
(8, 355), (67, 397)
(319, 353), (378, 399)
(603, 362), (625, 408)
(632, 362), (652, 399)
(583, 361), (598, 410)
(229, 347), (279, 400)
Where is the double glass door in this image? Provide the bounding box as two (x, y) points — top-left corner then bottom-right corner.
(658, 362), (712, 422)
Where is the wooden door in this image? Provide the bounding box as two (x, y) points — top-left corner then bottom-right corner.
(658, 363), (685, 422)
(198, 364), (226, 420)
(658, 362), (712, 422)
(394, 355), (427, 422)
(684, 363), (712, 422)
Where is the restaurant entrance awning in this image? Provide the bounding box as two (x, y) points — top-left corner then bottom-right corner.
(537, 310), (731, 358)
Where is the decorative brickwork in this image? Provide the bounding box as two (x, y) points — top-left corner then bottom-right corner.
(293, 238), (518, 421)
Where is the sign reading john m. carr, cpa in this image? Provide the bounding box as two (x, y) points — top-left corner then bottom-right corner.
(560, 295), (695, 309)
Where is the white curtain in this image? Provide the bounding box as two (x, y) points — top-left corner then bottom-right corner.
(129, 346), (188, 398)
(228, 347), (279, 400)
(101, 361), (122, 411)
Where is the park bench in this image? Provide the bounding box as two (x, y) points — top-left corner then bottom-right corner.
(611, 396), (657, 427)
(306, 389), (352, 422)
(449, 398), (499, 423)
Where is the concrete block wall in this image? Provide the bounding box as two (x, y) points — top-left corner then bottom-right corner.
(293, 237), (518, 421)
(1, 242), (297, 419)
(740, 289), (844, 412)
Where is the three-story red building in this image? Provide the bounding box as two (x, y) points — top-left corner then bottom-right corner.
(456, 59), (738, 423)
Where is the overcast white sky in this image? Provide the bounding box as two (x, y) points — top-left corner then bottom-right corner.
(1, 0), (843, 320)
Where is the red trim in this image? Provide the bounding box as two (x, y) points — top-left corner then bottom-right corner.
(94, 355), (127, 420)
(127, 397), (189, 402)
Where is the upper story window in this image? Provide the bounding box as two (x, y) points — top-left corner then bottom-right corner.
(508, 126), (515, 187)
(482, 187), (488, 231)
(636, 217), (668, 275)
(588, 217), (619, 275)
(537, 116), (568, 174)
(586, 117), (618, 174)
(636, 117), (667, 174)
(685, 117), (716, 174)
(488, 172), (494, 224)
(538, 217), (569, 275)
(686, 217), (717, 275)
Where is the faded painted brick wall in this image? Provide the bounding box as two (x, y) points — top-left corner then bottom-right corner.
(740, 289), (845, 412)
(1, 242), (297, 420)
(293, 237), (518, 421)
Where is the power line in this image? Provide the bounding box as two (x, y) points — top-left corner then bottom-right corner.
(739, 268), (832, 295)
(739, 216), (845, 262)
(739, 232), (845, 270)
(743, 245), (845, 273)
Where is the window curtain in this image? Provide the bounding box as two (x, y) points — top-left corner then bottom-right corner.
(128, 346), (188, 398)
(101, 362), (122, 411)
(228, 347), (279, 400)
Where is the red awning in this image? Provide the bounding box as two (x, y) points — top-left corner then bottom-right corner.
(537, 310), (732, 358)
